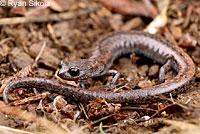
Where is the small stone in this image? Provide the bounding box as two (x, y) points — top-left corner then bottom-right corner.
(56, 97), (68, 109)
(109, 14), (123, 31)
(61, 104), (77, 119)
(178, 33), (197, 48)
(13, 52), (34, 69)
(26, 123), (39, 131)
(138, 65), (149, 77)
(169, 26), (182, 40)
(41, 52), (60, 69)
(29, 43), (57, 58)
(171, 18), (184, 26)
(29, 43), (60, 69)
(165, 70), (176, 80)
(196, 67), (200, 79)
(50, 0), (78, 12)
(121, 17), (143, 31)
(191, 47), (200, 64)
(36, 68), (54, 78)
(148, 64), (159, 77)
(138, 80), (152, 88)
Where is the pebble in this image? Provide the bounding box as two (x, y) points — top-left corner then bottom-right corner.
(138, 65), (149, 77)
(148, 64), (159, 77)
(13, 52), (34, 69)
(138, 80), (152, 88)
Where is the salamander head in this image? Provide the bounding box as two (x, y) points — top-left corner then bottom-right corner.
(58, 60), (94, 80)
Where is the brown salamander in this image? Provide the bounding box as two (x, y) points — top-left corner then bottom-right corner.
(3, 31), (195, 104)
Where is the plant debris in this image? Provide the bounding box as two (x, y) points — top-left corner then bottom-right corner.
(0, 0), (200, 134)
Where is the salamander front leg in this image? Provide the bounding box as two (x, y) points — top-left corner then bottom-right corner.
(159, 59), (172, 83)
(77, 80), (89, 88)
(104, 70), (120, 90)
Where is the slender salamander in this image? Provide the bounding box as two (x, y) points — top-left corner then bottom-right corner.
(3, 31), (195, 104)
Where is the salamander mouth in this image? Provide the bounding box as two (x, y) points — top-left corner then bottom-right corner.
(58, 72), (78, 80)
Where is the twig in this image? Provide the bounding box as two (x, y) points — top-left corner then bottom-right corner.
(0, 101), (67, 134)
(81, 114), (114, 130)
(0, 37), (14, 46)
(9, 92), (50, 106)
(185, 97), (191, 104)
(122, 106), (156, 111)
(53, 95), (63, 119)
(182, 5), (193, 28)
(79, 103), (89, 119)
(0, 65), (33, 93)
(169, 93), (175, 104)
(0, 8), (99, 25)
(145, 0), (169, 34)
(113, 83), (132, 92)
(32, 41), (46, 68)
(47, 23), (59, 45)
(98, 0), (157, 18)
(25, 6), (49, 16)
(163, 27), (178, 46)
(0, 125), (33, 134)
(34, 41), (46, 63)
(73, 110), (81, 122)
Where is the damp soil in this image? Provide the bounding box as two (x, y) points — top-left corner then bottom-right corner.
(0, 0), (200, 134)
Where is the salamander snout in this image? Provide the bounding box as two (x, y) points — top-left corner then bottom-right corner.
(58, 60), (88, 80)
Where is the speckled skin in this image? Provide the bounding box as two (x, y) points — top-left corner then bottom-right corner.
(3, 31), (195, 104)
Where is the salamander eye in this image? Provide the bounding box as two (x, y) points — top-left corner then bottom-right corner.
(68, 68), (80, 77)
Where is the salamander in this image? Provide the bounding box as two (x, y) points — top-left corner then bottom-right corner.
(3, 31), (195, 104)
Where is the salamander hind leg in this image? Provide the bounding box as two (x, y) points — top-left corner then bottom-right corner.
(159, 56), (174, 83)
(103, 70), (120, 91)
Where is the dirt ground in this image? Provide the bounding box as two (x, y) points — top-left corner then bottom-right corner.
(0, 0), (200, 134)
